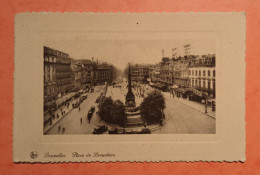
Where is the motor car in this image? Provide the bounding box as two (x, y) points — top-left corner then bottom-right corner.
(90, 106), (95, 112)
(116, 128), (125, 134)
(92, 125), (108, 134)
(140, 128), (151, 134)
(108, 128), (118, 134)
(125, 128), (134, 134)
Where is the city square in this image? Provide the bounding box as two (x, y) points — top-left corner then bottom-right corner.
(44, 43), (216, 135)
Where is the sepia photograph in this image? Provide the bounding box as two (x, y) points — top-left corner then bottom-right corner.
(14, 13), (245, 162)
(43, 39), (216, 135)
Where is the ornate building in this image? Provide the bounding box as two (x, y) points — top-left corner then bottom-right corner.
(71, 61), (83, 90)
(130, 64), (150, 85)
(93, 62), (112, 85)
(188, 54), (216, 98)
(172, 56), (189, 88)
(44, 46), (73, 110)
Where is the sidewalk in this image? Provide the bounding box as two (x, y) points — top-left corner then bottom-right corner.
(43, 97), (79, 134)
(162, 92), (216, 118)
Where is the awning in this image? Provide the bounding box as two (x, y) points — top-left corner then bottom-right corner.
(56, 92), (76, 105)
(184, 88), (208, 97)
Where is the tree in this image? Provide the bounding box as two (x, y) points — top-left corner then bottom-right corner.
(112, 100), (126, 126)
(110, 65), (122, 83)
(140, 90), (165, 124)
(98, 97), (126, 126)
(98, 97), (114, 123)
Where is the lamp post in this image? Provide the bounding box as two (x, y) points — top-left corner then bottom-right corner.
(205, 96), (208, 113)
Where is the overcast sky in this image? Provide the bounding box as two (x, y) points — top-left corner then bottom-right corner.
(44, 38), (215, 71)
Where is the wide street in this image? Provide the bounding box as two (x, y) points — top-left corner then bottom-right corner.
(46, 81), (215, 135)
(106, 81), (216, 134)
(46, 86), (105, 135)
(154, 93), (215, 134)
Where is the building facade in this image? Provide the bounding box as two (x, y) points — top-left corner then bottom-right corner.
(75, 59), (93, 85)
(71, 62), (83, 90)
(159, 57), (174, 86)
(93, 63), (112, 85)
(172, 56), (189, 88)
(188, 54), (216, 98)
(131, 64), (150, 85)
(44, 46), (73, 110)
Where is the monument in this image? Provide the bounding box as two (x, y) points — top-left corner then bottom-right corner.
(124, 63), (145, 127)
(125, 63), (136, 109)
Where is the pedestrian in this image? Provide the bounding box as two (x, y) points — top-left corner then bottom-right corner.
(58, 125), (61, 131)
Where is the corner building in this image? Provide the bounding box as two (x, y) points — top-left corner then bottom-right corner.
(44, 46), (73, 111)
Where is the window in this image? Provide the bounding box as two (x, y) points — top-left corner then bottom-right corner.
(199, 70), (201, 76)
(195, 70), (197, 76)
(203, 70), (205, 76)
(208, 70), (210, 76)
(189, 70), (191, 75)
(213, 70), (215, 77)
(192, 70), (194, 75)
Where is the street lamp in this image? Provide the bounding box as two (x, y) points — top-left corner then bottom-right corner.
(205, 96), (208, 113)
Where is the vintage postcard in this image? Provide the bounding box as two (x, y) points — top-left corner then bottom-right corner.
(13, 13), (245, 162)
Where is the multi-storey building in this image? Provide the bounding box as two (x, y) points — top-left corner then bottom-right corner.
(44, 47), (57, 109)
(75, 59), (93, 85)
(159, 57), (173, 86)
(149, 63), (161, 83)
(131, 64), (150, 85)
(93, 62), (112, 85)
(188, 54), (216, 99)
(71, 62), (83, 90)
(172, 56), (189, 88)
(44, 46), (73, 111)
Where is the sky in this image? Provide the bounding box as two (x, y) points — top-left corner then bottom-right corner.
(44, 37), (216, 71)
